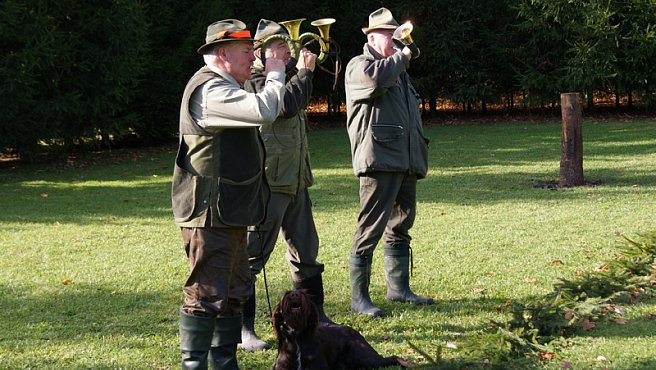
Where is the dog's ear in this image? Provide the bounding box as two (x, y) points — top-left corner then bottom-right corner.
(272, 301), (284, 339)
(304, 291), (320, 335)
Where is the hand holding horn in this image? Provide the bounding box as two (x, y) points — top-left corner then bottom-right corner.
(393, 21), (420, 59)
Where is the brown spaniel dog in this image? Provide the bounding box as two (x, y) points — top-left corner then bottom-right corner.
(272, 290), (410, 370)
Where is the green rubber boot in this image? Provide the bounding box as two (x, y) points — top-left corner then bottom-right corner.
(209, 316), (242, 370)
(384, 245), (435, 305)
(349, 254), (383, 317)
(179, 310), (214, 370)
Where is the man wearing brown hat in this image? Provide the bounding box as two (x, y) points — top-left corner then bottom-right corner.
(344, 7), (434, 318)
(171, 19), (286, 369)
(239, 19), (334, 352)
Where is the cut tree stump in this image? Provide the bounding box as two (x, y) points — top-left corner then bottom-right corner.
(559, 93), (584, 187)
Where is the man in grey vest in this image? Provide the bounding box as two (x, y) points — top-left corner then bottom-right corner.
(344, 8), (434, 318)
(171, 19), (285, 369)
(239, 19), (334, 352)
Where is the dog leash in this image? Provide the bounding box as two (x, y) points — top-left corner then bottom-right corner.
(256, 226), (274, 318)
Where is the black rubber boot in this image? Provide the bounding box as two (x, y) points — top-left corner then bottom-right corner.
(384, 245), (435, 305)
(179, 309), (215, 370)
(349, 254), (384, 317)
(209, 316), (242, 370)
(293, 274), (336, 325)
(238, 287), (270, 352)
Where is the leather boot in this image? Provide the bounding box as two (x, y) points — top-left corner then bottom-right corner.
(209, 316), (242, 370)
(349, 254), (383, 317)
(384, 245), (434, 305)
(179, 309), (214, 370)
(238, 286), (270, 352)
(293, 274), (336, 325)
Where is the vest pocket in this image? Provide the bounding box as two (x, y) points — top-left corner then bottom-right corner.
(172, 164), (210, 222)
(217, 171), (268, 226)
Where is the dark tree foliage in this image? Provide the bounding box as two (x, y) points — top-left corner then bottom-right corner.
(1, 0), (655, 160)
(0, 0), (150, 160)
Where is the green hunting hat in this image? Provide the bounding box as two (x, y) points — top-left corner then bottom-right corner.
(197, 19), (255, 54)
(253, 19), (288, 49)
(361, 7), (399, 34)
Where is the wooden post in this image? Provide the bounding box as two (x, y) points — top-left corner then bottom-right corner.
(559, 93), (584, 187)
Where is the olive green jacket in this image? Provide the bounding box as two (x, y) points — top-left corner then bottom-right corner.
(345, 44), (429, 179)
(244, 62), (314, 195)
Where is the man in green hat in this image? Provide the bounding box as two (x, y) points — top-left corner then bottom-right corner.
(171, 18), (286, 369)
(239, 18), (335, 352)
(344, 7), (434, 318)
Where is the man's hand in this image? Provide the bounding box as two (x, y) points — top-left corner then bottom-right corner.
(296, 48), (317, 72)
(265, 58), (286, 75)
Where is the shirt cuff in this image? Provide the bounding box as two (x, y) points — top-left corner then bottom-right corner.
(266, 70), (285, 83)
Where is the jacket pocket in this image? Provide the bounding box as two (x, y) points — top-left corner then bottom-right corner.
(217, 171), (269, 226)
(371, 124), (404, 143)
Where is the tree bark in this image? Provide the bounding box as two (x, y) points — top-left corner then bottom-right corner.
(559, 93), (584, 187)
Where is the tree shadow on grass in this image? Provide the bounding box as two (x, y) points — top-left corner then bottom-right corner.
(0, 282), (179, 368)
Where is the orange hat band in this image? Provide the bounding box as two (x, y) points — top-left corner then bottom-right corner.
(227, 30), (252, 39)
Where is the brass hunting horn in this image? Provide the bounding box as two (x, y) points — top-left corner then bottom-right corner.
(392, 21), (420, 58)
(262, 17), (336, 64)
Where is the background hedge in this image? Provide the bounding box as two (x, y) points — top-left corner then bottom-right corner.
(1, 0), (655, 160)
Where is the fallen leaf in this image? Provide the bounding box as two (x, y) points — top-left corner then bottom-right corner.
(594, 264), (609, 272)
(524, 277), (538, 284)
(564, 310), (574, 320)
(609, 317), (626, 325)
(551, 260), (564, 265)
(484, 273), (495, 277)
(612, 306), (626, 317)
(538, 352), (555, 360)
(582, 319), (597, 331)
(62, 279), (73, 285)
(595, 355), (607, 361)
(496, 300), (512, 312)
(445, 342), (458, 349)
(473, 288), (487, 294)
(40, 193), (49, 198)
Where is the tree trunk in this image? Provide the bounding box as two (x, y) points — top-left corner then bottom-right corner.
(559, 93), (584, 187)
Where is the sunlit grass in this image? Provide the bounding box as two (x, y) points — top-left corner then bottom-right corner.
(0, 119), (654, 369)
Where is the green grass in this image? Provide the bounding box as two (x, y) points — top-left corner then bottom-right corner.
(1, 119), (654, 369)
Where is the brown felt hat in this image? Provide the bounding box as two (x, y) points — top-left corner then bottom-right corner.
(197, 19), (255, 54)
(361, 7), (399, 34)
(253, 19), (288, 49)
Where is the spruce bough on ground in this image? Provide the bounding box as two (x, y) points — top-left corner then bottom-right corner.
(453, 232), (656, 367)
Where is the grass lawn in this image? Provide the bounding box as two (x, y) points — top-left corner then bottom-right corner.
(0, 118), (654, 369)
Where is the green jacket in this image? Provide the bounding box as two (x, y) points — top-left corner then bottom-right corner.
(244, 63), (314, 195)
(345, 44), (429, 179)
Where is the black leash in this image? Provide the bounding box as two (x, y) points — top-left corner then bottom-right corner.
(256, 226), (273, 318)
